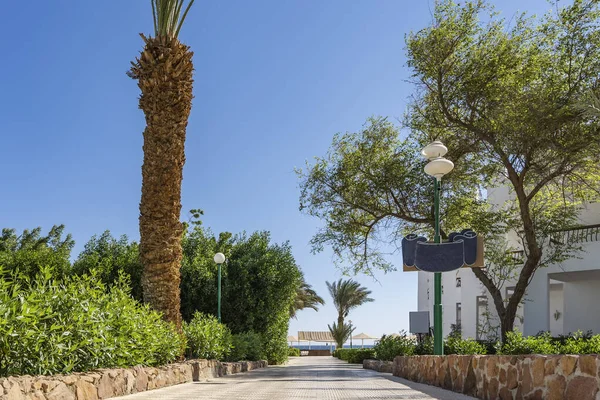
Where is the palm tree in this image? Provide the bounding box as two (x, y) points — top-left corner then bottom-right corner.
(328, 321), (353, 349)
(326, 279), (374, 328)
(128, 0), (195, 332)
(290, 275), (325, 319)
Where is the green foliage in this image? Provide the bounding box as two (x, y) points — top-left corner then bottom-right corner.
(562, 332), (600, 355)
(180, 221), (301, 365)
(228, 332), (265, 362)
(497, 330), (600, 355)
(328, 322), (353, 349)
(0, 268), (183, 377)
(288, 347), (301, 357)
(72, 231), (143, 302)
(415, 336), (434, 356)
(151, 0), (195, 38)
(326, 279), (374, 327)
(290, 272), (324, 319)
(445, 333), (488, 355)
(374, 333), (416, 361)
(0, 226), (73, 281)
(183, 312), (232, 361)
(497, 331), (559, 355)
(333, 348), (375, 364)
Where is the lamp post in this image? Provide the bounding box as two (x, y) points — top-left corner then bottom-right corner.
(422, 140), (454, 355)
(213, 252), (226, 323)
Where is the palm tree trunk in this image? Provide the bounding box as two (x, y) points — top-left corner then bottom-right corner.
(129, 35), (194, 332)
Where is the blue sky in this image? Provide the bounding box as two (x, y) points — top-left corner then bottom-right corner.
(0, 0), (552, 339)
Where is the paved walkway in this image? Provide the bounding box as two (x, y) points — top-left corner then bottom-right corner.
(113, 357), (475, 400)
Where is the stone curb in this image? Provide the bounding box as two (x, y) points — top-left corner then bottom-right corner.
(362, 359), (395, 373)
(0, 359), (268, 400)
(393, 354), (600, 400)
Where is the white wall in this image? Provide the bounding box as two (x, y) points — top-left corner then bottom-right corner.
(563, 280), (600, 334)
(549, 283), (564, 336)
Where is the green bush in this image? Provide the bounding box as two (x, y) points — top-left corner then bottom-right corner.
(288, 347), (301, 357)
(497, 330), (600, 355)
(333, 348), (375, 363)
(0, 269), (183, 377)
(347, 349), (376, 364)
(183, 312), (232, 360)
(228, 332), (265, 361)
(561, 332), (600, 354)
(497, 331), (559, 355)
(374, 332), (416, 361)
(415, 336), (434, 355)
(445, 334), (488, 355)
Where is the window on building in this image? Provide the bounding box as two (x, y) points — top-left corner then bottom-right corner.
(456, 277), (462, 287)
(427, 288), (429, 300)
(476, 296), (488, 341)
(456, 303), (462, 326)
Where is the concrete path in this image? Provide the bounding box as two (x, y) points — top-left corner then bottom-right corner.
(112, 356), (476, 400)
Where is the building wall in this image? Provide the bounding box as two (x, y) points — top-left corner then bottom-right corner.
(549, 283), (564, 336)
(564, 280), (600, 334)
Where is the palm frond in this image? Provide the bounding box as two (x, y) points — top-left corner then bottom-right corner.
(328, 321), (353, 348)
(151, 0), (195, 39)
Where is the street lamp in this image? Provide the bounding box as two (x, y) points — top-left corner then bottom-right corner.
(214, 252), (226, 323)
(422, 140), (454, 355)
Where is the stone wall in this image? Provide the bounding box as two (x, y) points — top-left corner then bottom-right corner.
(393, 354), (600, 400)
(0, 360), (268, 400)
(363, 359), (394, 373)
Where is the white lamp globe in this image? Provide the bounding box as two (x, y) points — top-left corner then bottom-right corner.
(421, 141), (448, 160)
(424, 157), (454, 179)
(214, 252), (226, 264)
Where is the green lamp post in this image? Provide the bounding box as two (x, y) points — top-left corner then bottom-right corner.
(422, 141), (454, 355)
(213, 252), (226, 323)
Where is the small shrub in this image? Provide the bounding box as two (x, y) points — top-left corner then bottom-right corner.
(445, 333), (487, 355)
(183, 312), (232, 360)
(288, 347), (301, 357)
(497, 330), (559, 355)
(333, 348), (375, 363)
(374, 332), (416, 361)
(228, 331), (265, 361)
(346, 349), (376, 364)
(0, 269), (183, 377)
(415, 335), (434, 355)
(333, 348), (351, 360)
(558, 331), (600, 354)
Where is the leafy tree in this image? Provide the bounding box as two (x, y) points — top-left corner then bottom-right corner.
(179, 216), (301, 364)
(328, 322), (353, 349)
(0, 225), (73, 280)
(326, 279), (374, 328)
(128, 0), (196, 332)
(290, 273), (325, 319)
(72, 231), (143, 302)
(299, 0), (600, 342)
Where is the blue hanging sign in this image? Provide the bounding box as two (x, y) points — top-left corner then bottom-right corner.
(402, 229), (484, 272)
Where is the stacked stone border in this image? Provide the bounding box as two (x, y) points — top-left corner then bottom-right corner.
(391, 354), (600, 400)
(0, 359), (268, 400)
(363, 359), (394, 373)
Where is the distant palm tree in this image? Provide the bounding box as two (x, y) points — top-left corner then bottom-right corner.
(128, 0), (195, 332)
(328, 321), (353, 349)
(290, 275), (325, 319)
(326, 279), (374, 328)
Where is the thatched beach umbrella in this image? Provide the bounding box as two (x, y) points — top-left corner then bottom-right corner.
(352, 332), (378, 348)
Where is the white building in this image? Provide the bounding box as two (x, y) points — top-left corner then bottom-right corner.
(416, 185), (600, 340)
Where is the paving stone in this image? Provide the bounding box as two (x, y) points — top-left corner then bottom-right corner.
(111, 357), (477, 400)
